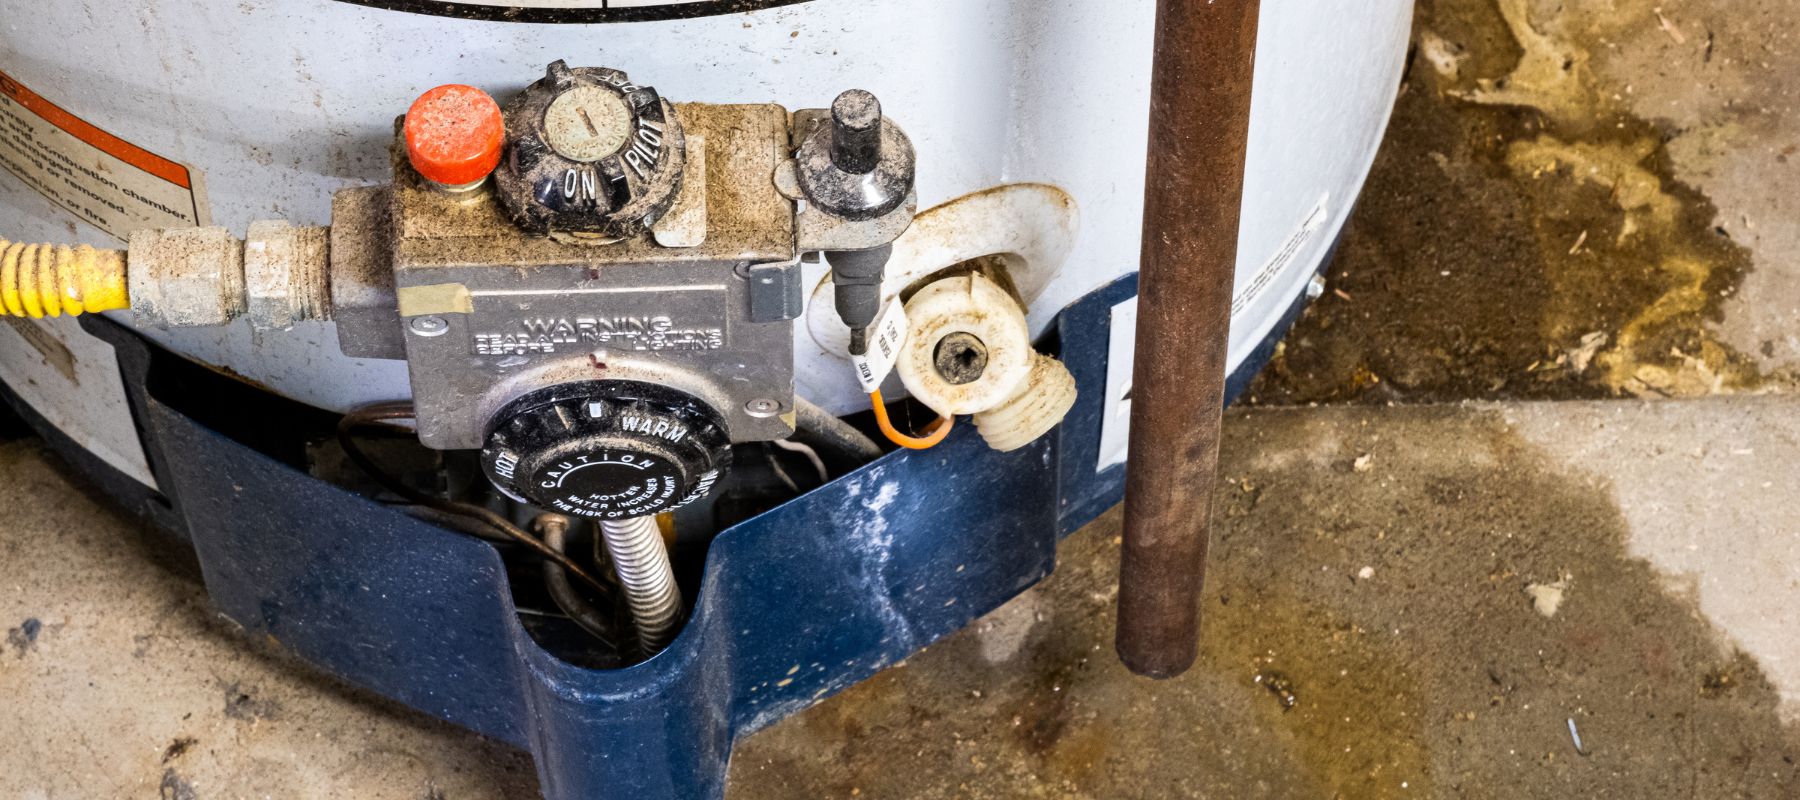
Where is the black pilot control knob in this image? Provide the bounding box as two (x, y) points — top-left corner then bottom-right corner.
(481, 381), (731, 520)
(493, 61), (686, 239)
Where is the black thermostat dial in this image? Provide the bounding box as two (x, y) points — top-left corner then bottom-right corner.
(493, 61), (686, 238)
(481, 381), (730, 519)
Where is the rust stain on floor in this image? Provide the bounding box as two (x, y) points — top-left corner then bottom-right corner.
(729, 407), (1800, 798)
(1249, 0), (1779, 405)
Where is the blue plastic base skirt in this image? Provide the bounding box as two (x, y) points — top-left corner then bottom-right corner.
(0, 264), (1320, 799)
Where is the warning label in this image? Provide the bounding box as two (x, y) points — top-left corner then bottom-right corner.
(1231, 194), (1330, 317)
(0, 69), (207, 241)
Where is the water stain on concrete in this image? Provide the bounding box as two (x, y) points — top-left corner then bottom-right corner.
(6, 616), (41, 656)
(221, 680), (282, 723)
(160, 736), (197, 764)
(1249, 0), (1773, 405)
(158, 768), (198, 800)
(730, 406), (1800, 798)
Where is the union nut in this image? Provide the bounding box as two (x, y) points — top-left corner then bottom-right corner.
(128, 222), (330, 330)
(127, 227), (246, 327)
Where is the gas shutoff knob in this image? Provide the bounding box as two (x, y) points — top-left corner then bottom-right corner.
(403, 84), (506, 190)
(481, 382), (731, 520)
(493, 62), (686, 239)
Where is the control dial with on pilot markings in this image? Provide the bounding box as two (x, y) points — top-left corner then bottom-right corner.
(481, 382), (731, 520)
(493, 61), (686, 239)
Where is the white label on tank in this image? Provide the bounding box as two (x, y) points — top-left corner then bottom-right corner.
(1097, 295), (1137, 471)
(1231, 194), (1331, 318)
(0, 69), (208, 241)
(850, 299), (908, 394)
(0, 316), (158, 488)
(1097, 195), (1333, 472)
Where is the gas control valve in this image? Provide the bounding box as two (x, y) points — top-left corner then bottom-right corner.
(87, 61), (927, 523)
(334, 61), (928, 521)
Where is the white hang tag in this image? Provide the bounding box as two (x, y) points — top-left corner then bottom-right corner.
(850, 299), (909, 393)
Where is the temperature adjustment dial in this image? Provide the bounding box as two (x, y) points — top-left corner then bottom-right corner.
(493, 61), (686, 239)
(481, 381), (730, 519)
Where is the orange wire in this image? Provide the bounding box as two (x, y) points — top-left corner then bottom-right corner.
(870, 389), (953, 450)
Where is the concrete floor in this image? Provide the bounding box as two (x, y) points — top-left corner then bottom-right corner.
(732, 399), (1800, 798)
(7, 0), (1800, 797)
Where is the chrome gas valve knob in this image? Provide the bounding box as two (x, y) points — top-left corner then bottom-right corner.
(794, 89), (919, 355)
(795, 89), (915, 221)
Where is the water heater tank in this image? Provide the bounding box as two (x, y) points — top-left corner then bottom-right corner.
(0, 0), (1409, 486)
(0, 3), (1413, 798)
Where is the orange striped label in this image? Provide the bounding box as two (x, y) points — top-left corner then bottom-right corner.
(0, 68), (206, 240)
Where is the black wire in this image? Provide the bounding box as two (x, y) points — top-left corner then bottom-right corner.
(794, 396), (882, 462)
(397, 504), (516, 543)
(538, 517), (624, 652)
(335, 402), (616, 598)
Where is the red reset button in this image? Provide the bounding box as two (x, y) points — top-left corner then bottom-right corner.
(404, 84), (505, 187)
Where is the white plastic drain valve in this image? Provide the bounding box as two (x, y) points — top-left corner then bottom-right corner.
(896, 273), (1077, 451)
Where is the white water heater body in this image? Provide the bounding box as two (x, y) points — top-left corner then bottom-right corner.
(0, 0), (1412, 488)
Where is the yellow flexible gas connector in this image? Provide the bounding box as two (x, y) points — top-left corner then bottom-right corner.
(0, 238), (128, 317)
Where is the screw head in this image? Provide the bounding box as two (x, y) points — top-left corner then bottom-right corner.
(744, 398), (782, 418)
(409, 315), (450, 337)
(933, 332), (989, 386)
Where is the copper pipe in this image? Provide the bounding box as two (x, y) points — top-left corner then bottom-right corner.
(1116, 0), (1262, 679)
